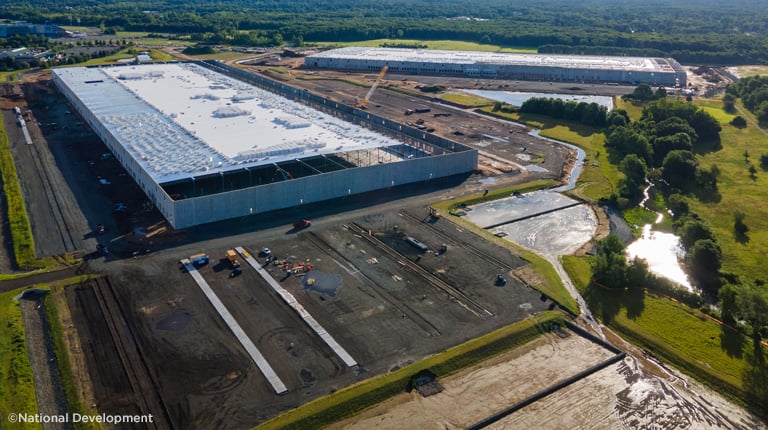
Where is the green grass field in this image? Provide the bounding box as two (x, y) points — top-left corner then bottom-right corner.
(687, 100), (768, 284)
(313, 39), (536, 53)
(563, 253), (768, 414)
(479, 107), (620, 202)
(440, 92), (495, 107)
(610, 294), (768, 410)
(613, 97), (645, 121)
(258, 311), (563, 430)
(0, 288), (39, 430)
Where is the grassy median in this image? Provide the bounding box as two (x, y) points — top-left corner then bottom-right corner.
(0, 288), (39, 430)
(0, 126), (42, 270)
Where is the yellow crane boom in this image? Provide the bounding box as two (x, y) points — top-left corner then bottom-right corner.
(358, 66), (388, 109)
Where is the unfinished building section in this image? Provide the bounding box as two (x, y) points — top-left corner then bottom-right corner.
(306, 47), (687, 87)
(52, 61), (477, 228)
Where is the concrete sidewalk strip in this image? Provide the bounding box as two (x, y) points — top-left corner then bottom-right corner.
(181, 258), (288, 395)
(236, 247), (358, 367)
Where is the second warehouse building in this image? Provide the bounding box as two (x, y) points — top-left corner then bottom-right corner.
(306, 47), (687, 87)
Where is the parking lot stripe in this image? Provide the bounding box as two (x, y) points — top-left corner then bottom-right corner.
(236, 247), (359, 367)
(180, 258), (288, 395)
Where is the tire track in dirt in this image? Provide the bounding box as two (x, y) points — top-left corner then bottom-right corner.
(19, 291), (70, 430)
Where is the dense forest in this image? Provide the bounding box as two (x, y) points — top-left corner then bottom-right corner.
(2, 0), (768, 64)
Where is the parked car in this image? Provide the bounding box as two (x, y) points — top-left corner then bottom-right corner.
(293, 219), (311, 229)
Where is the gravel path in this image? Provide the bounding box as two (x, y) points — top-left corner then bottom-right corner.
(19, 291), (71, 430)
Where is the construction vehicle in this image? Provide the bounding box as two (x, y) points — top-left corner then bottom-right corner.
(354, 66), (388, 109)
(225, 249), (239, 267)
(190, 253), (210, 267)
(405, 236), (429, 252)
(225, 248), (242, 276)
(429, 207), (441, 220)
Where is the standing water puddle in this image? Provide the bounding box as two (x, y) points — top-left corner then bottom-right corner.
(465, 136), (604, 335)
(626, 224), (693, 290)
(628, 183), (694, 291)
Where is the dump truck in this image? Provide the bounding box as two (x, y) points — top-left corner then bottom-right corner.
(225, 249), (241, 270)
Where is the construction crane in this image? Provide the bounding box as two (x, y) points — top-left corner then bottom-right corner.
(355, 66), (388, 109)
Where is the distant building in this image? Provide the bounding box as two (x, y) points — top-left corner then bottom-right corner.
(307, 47), (687, 87)
(0, 47), (31, 59)
(0, 21), (67, 38)
(0, 47), (55, 63)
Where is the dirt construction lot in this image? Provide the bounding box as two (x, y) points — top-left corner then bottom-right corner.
(331, 330), (765, 430)
(78, 208), (554, 428)
(4, 68), (764, 430)
(1, 71), (574, 428)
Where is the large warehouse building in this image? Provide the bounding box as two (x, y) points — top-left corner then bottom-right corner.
(53, 62), (476, 228)
(306, 47), (687, 87)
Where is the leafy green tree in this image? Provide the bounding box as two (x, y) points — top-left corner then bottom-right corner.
(757, 101), (768, 124)
(591, 235), (628, 289)
(666, 193), (689, 218)
(679, 218), (715, 249)
(760, 153), (768, 170)
(733, 210), (748, 236)
(596, 234), (625, 255)
(661, 149), (697, 188)
(652, 132), (693, 166)
(622, 83), (654, 101)
(605, 125), (653, 164)
(695, 164), (719, 190)
(723, 93), (736, 113)
(619, 154), (648, 199)
(689, 109), (722, 142)
(655, 116), (698, 141)
(736, 283), (768, 343)
(686, 239), (722, 296)
(607, 109), (629, 128)
(718, 283), (738, 325)
(730, 116), (747, 127)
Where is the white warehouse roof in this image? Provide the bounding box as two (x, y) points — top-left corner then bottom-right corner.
(53, 63), (405, 183)
(309, 46), (679, 73)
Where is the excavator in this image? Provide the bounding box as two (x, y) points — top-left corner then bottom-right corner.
(354, 66), (388, 109)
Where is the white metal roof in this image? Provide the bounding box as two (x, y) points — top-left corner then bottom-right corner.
(53, 63), (404, 183)
(310, 47), (676, 72)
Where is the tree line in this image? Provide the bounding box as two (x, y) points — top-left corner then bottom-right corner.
(2, 0), (768, 64)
